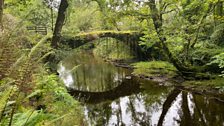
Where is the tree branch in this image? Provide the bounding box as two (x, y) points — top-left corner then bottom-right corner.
(190, 3), (214, 48)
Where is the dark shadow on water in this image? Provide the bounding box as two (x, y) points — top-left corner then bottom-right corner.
(68, 77), (143, 104)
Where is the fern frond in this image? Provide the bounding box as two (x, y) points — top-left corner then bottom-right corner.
(0, 86), (16, 121)
(28, 34), (52, 59)
(37, 51), (54, 63)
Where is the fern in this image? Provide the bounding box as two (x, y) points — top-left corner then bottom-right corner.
(28, 34), (52, 60)
(209, 52), (224, 76)
(211, 24), (224, 46)
(0, 13), (84, 126)
(10, 110), (55, 126)
(0, 87), (14, 120)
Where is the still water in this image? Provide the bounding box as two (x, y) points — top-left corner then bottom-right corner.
(58, 51), (224, 126)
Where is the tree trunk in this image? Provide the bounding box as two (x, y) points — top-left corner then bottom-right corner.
(0, 0), (3, 30)
(51, 0), (69, 48)
(148, 0), (193, 75)
(148, 1), (212, 79)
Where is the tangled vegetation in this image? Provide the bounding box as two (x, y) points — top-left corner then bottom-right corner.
(0, 14), (84, 126)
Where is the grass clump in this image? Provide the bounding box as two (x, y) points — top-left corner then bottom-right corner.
(182, 77), (224, 93)
(183, 77), (224, 87)
(131, 61), (177, 77)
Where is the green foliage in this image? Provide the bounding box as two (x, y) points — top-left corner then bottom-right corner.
(211, 23), (224, 46)
(182, 0), (207, 23)
(0, 15), (84, 125)
(131, 61), (177, 78)
(11, 110), (54, 126)
(31, 74), (84, 126)
(190, 44), (223, 65)
(0, 84), (16, 123)
(142, 83), (172, 106)
(139, 20), (159, 49)
(93, 37), (134, 60)
(5, 0), (53, 27)
(63, 1), (102, 34)
(63, 0), (144, 34)
(209, 52), (224, 76)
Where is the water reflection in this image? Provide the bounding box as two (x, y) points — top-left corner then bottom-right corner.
(58, 51), (224, 126)
(67, 77), (142, 103)
(80, 88), (224, 126)
(58, 51), (130, 92)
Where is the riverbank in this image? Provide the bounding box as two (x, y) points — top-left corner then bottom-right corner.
(131, 64), (224, 96)
(105, 58), (224, 95)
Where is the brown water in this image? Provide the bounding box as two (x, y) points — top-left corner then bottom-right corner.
(58, 51), (224, 126)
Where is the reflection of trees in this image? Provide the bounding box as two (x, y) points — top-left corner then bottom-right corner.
(140, 78), (170, 106)
(85, 102), (113, 126)
(60, 50), (138, 93)
(190, 94), (224, 126)
(66, 52), (129, 92)
(78, 80), (170, 126)
(80, 85), (224, 126)
(119, 81), (172, 125)
(82, 64), (87, 87)
(156, 88), (224, 126)
(117, 99), (124, 126)
(127, 94), (151, 125)
(180, 91), (192, 126)
(192, 94), (207, 126)
(157, 88), (181, 126)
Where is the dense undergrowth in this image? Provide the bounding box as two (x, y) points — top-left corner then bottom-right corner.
(0, 16), (84, 126)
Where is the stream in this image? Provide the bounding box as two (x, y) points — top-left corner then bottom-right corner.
(58, 51), (224, 126)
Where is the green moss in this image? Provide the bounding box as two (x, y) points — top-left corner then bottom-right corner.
(182, 77), (224, 93)
(183, 77), (224, 88)
(76, 30), (138, 37)
(131, 61), (177, 77)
